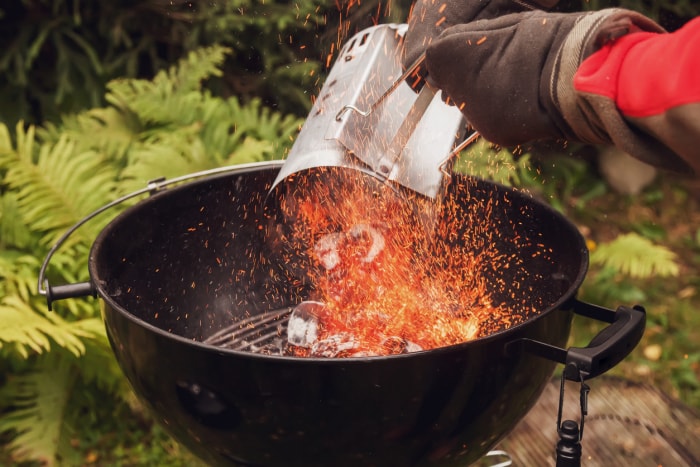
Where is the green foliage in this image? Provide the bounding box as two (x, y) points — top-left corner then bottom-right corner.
(0, 0), (334, 126)
(1, 125), (120, 249)
(453, 139), (536, 187)
(1, 0), (693, 126)
(580, 232), (680, 305)
(0, 297), (99, 359)
(0, 352), (74, 465)
(581, 266), (649, 304)
(193, 0), (329, 114)
(0, 2), (693, 463)
(591, 233), (680, 279)
(520, 154), (608, 213)
(0, 46), (302, 465)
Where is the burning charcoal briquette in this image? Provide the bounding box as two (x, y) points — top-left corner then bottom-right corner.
(310, 333), (362, 357)
(382, 336), (422, 354)
(286, 301), (325, 348)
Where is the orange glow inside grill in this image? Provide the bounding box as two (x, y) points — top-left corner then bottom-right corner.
(277, 167), (540, 357)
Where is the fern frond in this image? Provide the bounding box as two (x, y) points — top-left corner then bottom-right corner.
(197, 96), (301, 163)
(0, 296), (93, 358)
(38, 106), (141, 164)
(1, 129), (119, 247)
(266, 61), (320, 114)
(164, 45), (231, 93)
(223, 97), (302, 148)
(0, 120), (15, 153)
(0, 352), (75, 466)
(105, 46), (231, 125)
(590, 233), (680, 278)
(454, 139), (532, 186)
(225, 137), (276, 165)
(13, 121), (36, 162)
(0, 251), (40, 302)
(118, 95), (301, 188)
(0, 193), (35, 250)
(119, 132), (213, 186)
(131, 89), (206, 129)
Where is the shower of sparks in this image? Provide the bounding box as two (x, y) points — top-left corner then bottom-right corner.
(249, 13), (549, 358)
(274, 167), (543, 357)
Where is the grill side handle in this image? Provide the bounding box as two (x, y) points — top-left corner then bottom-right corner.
(506, 301), (646, 381)
(37, 176), (165, 310)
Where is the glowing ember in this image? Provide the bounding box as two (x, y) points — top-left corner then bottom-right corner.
(275, 167), (540, 357)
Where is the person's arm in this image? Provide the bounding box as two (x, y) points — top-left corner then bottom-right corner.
(575, 17), (700, 173)
(421, 9), (700, 175)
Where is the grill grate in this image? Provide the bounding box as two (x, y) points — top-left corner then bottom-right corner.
(203, 307), (292, 354)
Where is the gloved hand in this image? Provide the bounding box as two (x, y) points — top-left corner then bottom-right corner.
(425, 8), (665, 148)
(403, 0), (559, 86)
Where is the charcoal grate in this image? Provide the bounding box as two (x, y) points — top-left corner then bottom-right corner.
(203, 307), (292, 354)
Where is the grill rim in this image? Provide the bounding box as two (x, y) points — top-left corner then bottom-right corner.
(90, 161), (589, 363)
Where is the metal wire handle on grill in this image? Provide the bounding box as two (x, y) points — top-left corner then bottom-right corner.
(37, 162), (274, 310)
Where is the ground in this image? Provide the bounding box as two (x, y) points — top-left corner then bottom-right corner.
(564, 171), (700, 409)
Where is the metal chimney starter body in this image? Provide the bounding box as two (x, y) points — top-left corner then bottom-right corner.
(272, 23), (468, 200)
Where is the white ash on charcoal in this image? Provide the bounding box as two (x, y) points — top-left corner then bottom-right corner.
(286, 301), (323, 348)
(285, 301), (422, 357)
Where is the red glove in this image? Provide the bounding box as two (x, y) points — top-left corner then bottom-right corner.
(575, 16), (700, 173)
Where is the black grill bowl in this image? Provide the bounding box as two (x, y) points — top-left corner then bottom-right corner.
(79, 162), (615, 466)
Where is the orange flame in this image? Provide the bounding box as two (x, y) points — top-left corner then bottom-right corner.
(277, 168), (537, 357)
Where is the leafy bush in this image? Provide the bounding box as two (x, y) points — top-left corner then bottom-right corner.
(0, 0), (333, 126)
(454, 139), (536, 187)
(1, 0), (694, 127)
(0, 45), (302, 465)
(581, 233), (681, 304)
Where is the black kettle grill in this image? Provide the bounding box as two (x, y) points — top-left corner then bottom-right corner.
(40, 161), (645, 467)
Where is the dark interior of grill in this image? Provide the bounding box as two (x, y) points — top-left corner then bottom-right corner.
(92, 166), (586, 347)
